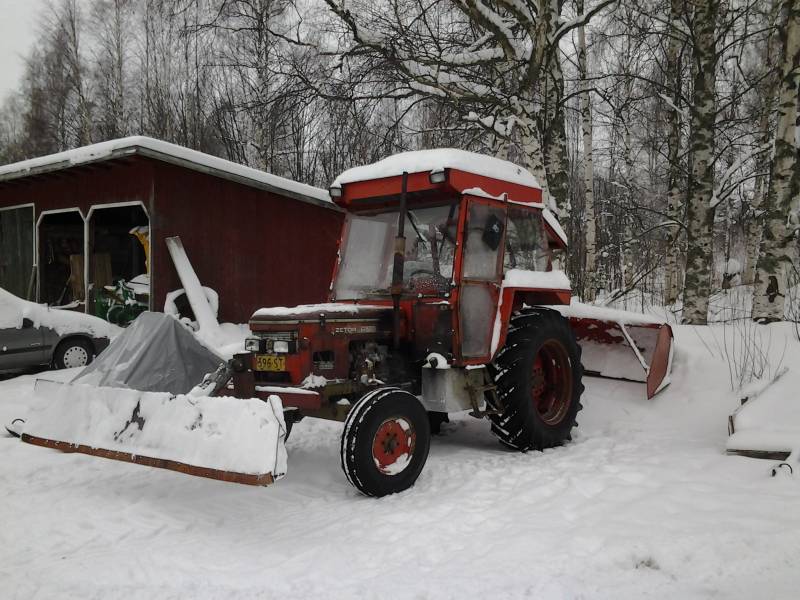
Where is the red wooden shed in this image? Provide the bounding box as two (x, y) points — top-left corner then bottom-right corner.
(0, 137), (343, 323)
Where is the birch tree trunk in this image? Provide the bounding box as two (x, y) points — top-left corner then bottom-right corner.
(743, 1), (781, 286)
(578, 0), (597, 301)
(664, 0), (685, 305)
(682, 0), (719, 325)
(753, 0), (800, 322)
(537, 0), (570, 218)
(743, 97), (777, 284)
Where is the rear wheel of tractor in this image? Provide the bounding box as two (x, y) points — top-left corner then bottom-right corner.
(488, 309), (584, 451)
(53, 338), (95, 370)
(340, 388), (431, 497)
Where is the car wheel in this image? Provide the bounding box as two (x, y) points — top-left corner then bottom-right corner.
(53, 338), (94, 370)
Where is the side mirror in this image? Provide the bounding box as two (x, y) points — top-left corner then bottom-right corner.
(22, 318), (34, 329)
(482, 214), (504, 251)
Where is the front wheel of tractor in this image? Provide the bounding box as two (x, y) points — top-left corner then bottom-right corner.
(340, 388), (431, 497)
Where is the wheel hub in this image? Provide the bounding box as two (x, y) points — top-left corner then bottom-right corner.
(372, 418), (415, 475)
(62, 346), (89, 369)
(531, 339), (572, 426)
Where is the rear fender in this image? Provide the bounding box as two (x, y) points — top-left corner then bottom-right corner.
(490, 288), (571, 359)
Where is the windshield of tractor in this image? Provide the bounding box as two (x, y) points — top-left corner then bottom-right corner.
(334, 203), (460, 299)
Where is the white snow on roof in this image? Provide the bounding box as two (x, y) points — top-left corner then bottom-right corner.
(0, 136), (331, 205)
(542, 208), (568, 246)
(332, 148), (541, 190)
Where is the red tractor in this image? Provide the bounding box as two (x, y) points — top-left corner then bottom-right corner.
(19, 150), (673, 497)
(236, 150), (590, 496)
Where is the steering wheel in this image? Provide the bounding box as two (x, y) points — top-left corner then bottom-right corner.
(407, 269), (450, 294)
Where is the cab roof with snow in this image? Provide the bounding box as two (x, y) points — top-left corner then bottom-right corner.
(329, 148), (567, 248)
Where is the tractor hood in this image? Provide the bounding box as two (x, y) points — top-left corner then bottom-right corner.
(249, 303), (391, 325)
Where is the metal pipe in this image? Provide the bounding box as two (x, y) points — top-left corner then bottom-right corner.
(391, 172), (409, 349)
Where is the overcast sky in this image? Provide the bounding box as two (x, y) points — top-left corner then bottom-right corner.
(0, 0), (45, 102)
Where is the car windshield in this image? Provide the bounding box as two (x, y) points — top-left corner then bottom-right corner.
(333, 203), (460, 299)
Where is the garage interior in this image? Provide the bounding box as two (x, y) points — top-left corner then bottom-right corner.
(38, 210), (85, 306)
(87, 204), (150, 323)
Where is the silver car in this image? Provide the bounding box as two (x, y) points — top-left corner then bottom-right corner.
(0, 318), (110, 371)
(0, 288), (115, 373)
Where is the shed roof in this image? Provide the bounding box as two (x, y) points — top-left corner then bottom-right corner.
(0, 136), (334, 209)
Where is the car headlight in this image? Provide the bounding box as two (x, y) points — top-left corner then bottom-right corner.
(273, 340), (290, 353)
(244, 338), (261, 352)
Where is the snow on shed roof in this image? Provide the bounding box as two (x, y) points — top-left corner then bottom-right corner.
(331, 148), (541, 190)
(0, 136), (333, 208)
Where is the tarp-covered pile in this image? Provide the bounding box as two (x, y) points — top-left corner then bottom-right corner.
(72, 311), (222, 394)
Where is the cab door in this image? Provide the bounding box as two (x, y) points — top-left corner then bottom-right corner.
(455, 197), (506, 363)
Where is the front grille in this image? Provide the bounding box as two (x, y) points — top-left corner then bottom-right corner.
(254, 331), (296, 341)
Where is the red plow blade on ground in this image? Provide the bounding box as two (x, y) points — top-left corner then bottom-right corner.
(554, 303), (675, 399)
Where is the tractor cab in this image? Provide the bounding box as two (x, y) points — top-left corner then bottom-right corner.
(324, 150), (570, 367)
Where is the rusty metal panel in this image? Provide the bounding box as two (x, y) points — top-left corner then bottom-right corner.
(151, 162), (344, 323)
(21, 433), (274, 486)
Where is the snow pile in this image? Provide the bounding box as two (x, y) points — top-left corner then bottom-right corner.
(0, 287), (120, 339)
(332, 148), (541, 189)
(23, 379), (287, 478)
(542, 208), (568, 246)
(0, 136), (330, 203)
(503, 268), (571, 290)
(3, 322), (800, 598)
(2, 323), (800, 598)
(727, 367), (800, 454)
(164, 287), (219, 321)
(252, 303), (389, 319)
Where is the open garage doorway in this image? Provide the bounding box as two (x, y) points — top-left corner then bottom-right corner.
(0, 205), (35, 299)
(88, 203), (150, 324)
(38, 209), (85, 306)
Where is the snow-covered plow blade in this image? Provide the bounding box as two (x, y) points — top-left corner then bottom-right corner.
(17, 311), (288, 485)
(554, 304), (674, 399)
(21, 379), (287, 485)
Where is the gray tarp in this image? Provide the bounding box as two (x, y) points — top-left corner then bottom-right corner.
(72, 312), (223, 395)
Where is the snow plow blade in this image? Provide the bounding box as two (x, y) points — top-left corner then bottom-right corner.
(21, 380), (287, 485)
(553, 303), (674, 399)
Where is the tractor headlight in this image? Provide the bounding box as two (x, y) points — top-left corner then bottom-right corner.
(245, 338), (262, 352)
(273, 340), (290, 354)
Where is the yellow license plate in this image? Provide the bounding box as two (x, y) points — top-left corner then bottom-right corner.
(254, 354), (286, 372)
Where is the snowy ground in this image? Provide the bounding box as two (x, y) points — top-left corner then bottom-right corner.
(1, 325), (799, 599)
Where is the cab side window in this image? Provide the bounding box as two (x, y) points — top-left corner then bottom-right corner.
(504, 208), (549, 272)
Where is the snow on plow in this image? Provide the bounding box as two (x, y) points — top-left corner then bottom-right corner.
(22, 381), (287, 485)
(18, 311), (288, 485)
(553, 303), (674, 399)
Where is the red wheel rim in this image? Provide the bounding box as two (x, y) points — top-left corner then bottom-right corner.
(372, 417), (416, 475)
(531, 339), (573, 426)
